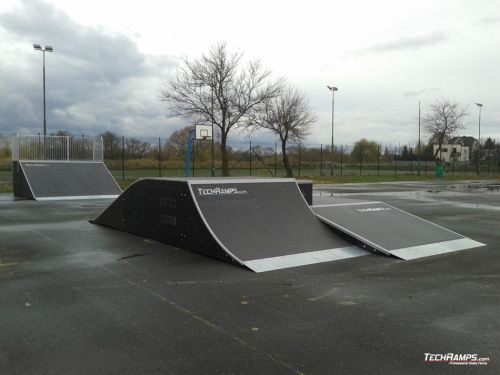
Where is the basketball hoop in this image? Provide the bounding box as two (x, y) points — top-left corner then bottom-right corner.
(195, 124), (213, 141)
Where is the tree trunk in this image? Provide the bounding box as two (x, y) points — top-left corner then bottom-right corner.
(281, 140), (293, 177)
(220, 131), (229, 176)
(433, 133), (445, 160)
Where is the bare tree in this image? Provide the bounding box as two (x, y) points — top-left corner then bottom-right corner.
(351, 139), (379, 163)
(100, 131), (121, 159)
(125, 138), (151, 159)
(166, 125), (213, 159)
(250, 85), (315, 177)
(423, 98), (468, 160)
(161, 42), (282, 176)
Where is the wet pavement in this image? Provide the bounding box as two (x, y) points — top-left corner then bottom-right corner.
(1, 179), (499, 374)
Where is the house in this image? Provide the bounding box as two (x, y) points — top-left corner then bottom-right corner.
(433, 136), (479, 162)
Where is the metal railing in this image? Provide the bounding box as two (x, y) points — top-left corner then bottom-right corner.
(11, 134), (103, 162)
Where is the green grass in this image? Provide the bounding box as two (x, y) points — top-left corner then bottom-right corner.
(1, 166), (498, 194)
(308, 174), (500, 184)
(0, 170), (11, 182)
(0, 182), (12, 193)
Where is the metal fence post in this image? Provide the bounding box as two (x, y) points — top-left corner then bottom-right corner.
(320, 144), (323, 176)
(410, 148), (413, 174)
(340, 145), (343, 176)
(394, 152), (397, 175)
(359, 144), (363, 176)
(158, 137), (162, 177)
(298, 144), (301, 177)
(377, 144), (380, 176)
(192, 139), (195, 177)
(121, 135), (125, 181)
(249, 140), (252, 176)
(274, 141), (277, 176)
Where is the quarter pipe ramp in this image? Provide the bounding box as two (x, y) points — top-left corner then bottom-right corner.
(92, 178), (369, 272)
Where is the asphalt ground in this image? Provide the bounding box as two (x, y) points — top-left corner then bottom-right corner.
(1, 179), (499, 374)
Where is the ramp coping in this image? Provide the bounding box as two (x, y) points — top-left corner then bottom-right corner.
(20, 160), (104, 163)
(312, 201), (382, 207)
(36, 195), (120, 201)
(188, 178), (296, 184)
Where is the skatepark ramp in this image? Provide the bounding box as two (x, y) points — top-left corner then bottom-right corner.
(92, 178), (369, 272)
(92, 178), (485, 272)
(312, 199), (485, 260)
(12, 135), (121, 200)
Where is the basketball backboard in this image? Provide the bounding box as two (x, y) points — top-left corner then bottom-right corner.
(195, 125), (213, 140)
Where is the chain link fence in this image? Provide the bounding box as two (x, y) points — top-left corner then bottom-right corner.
(1, 133), (499, 187)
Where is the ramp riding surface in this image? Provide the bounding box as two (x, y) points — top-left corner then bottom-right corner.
(312, 200), (485, 260)
(15, 161), (122, 200)
(93, 178), (368, 272)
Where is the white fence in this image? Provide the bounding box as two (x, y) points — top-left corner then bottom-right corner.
(11, 135), (103, 162)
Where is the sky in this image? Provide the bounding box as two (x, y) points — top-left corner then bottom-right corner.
(0, 0), (498, 147)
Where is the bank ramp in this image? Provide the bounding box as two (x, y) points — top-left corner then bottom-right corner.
(312, 199), (485, 260)
(12, 135), (121, 201)
(13, 161), (122, 201)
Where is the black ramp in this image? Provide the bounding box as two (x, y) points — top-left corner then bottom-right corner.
(312, 201), (485, 260)
(188, 179), (368, 272)
(19, 161), (121, 200)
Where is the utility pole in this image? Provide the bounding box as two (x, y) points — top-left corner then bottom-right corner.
(327, 85), (338, 177)
(475, 103), (483, 175)
(418, 101), (421, 175)
(33, 44), (53, 136)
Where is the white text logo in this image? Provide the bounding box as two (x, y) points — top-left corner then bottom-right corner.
(424, 353), (489, 366)
(197, 187), (248, 196)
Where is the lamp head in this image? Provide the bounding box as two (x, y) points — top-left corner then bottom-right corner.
(45, 45), (53, 52)
(33, 44), (42, 50)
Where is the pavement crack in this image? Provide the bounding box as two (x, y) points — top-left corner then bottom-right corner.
(118, 253), (150, 260)
(99, 265), (305, 375)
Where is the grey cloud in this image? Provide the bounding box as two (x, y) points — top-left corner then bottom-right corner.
(475, 16), (500, 26)
(0, 0), (179, 137)
(352, 31), (450, 57)
(402, 88), (441, 97)
(0, 0), (145, 84)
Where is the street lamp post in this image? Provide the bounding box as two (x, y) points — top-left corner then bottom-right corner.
(475, 103), (483, 175)
(418, 101), (421, 175)
(33, 44), (53, 136)
(211, 87), (215, 177)
(327, 85), (338, 177)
